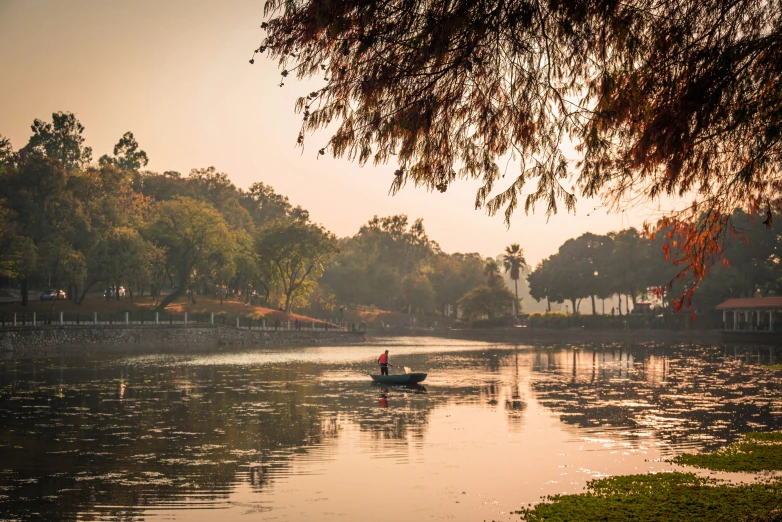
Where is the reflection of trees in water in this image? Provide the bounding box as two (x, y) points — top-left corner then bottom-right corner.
(0, 347), (536, 519)
(530, 345), (782, 451)
(502, 350), (528, 430)
(0, 361), (337, 520)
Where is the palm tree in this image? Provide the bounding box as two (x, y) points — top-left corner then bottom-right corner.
(503, 243), (528, 315)
(484, 259), (502, 287)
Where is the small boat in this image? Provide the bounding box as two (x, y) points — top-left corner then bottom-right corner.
(369, 373), (427, 385)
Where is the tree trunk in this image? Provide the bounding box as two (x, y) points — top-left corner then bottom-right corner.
(618, 295), (623, 315)
(129, 287), (134, 304)
(625, 294), (630, 313)
(115, 285), (120, 301)
(546, 297), (551, 312)
(514, 278), (519, 316)
(591, 295), (597, 315)
(570, 298), (577, 314)
(78, 279), (98, 305)
(21, 278), (28, 306)
(155, 273), (188, 312)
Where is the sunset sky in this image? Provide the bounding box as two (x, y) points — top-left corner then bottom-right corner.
(0, 0), (668, 266)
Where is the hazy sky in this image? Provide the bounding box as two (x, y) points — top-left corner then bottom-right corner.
(0, 0), (666, 265)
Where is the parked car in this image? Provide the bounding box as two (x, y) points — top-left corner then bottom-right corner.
(103, 286), (126, 298)
(40, 289), (66, 301)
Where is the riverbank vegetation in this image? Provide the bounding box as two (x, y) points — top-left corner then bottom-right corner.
(673, 432), (782, 473)
(518, 432), (782, 521)
(526, 218), (782, 319)
(1, 113), (780, 325)
(516, 472), (782, 522)
(257, 0), (782, 312)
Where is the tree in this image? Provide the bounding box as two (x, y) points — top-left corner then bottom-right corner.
(90, 227), (154, 303)
(36, 238), (86, 313)
(244, 181), (308, 224)
(0, 202), (36, 281)
(146, 196), (236, 311)
(607, 229), (652, 312)
(255, 219), (339, 312)
(22, 112), (92, 169)
(558, 233), (612, 314)
(99, 132), (149, 171)
(458, 285), (515, 320)
(429, 253), (464, 317)
(319, 214), (435, 310)
(258, 0), (782, 294)
(484, 259), (502, 287)
(502, 244), (527, 315)
(0, 155), (87, 304)
(402, 272), (435, 315)
(0, 135), (12, 164)
(527, 257), (563, 312)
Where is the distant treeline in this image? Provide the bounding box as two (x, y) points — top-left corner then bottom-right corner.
(1, 112), (778, 321)
(526, 212), (781, 318)
(0, 112), (337, 312)
(0, 112), (513, 318)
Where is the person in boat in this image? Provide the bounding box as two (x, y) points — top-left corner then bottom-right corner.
(378, 350), (394, 376)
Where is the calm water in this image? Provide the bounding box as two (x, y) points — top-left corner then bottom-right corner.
(1, 338), (781, 521)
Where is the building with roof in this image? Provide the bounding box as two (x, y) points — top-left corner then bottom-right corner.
(716, 297), (782, 344)
(716, 297), (782, 331)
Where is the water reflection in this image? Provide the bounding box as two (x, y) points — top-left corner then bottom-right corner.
(0, 339), (780, 521)
(531, 344), (782, 452)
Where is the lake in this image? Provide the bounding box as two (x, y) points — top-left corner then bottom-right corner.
(1, 337), (780, 521)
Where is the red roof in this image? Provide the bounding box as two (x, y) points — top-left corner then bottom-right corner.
(716, 297), (782, 310)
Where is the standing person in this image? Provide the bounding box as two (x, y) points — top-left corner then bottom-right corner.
(377, 350), (394, 376)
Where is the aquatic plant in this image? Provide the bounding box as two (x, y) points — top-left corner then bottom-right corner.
(516, 472), (782, 521)
(674, 432), (782, 472)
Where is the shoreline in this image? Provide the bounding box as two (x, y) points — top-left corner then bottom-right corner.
(1, 323), (773, 360)
(368, 326), (726, 344)
(0, 324), (366, 359)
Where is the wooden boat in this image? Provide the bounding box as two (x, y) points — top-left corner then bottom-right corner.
(369, 373), (427, 385)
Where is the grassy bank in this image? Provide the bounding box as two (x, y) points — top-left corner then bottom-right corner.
(0, 296), (331, 325)
(517, 433), (782, 521)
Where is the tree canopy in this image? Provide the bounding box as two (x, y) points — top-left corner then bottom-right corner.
(257, 0), (782, 297)
(0, 112), (341, 314)
(255, 219), (339, 312)
(527, 212), (782, 319)
(3, 111), (778, 323)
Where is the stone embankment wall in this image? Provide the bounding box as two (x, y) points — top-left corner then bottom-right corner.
(370, 327), (723, 344)
(0, 325), (365, 359)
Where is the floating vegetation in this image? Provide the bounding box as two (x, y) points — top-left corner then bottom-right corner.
(515, 473), (782, 522)
(674, 432), (782, 472)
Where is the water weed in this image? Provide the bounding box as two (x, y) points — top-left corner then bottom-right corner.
(674, 432), (782, 472)
(516, 473), (782, 521)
